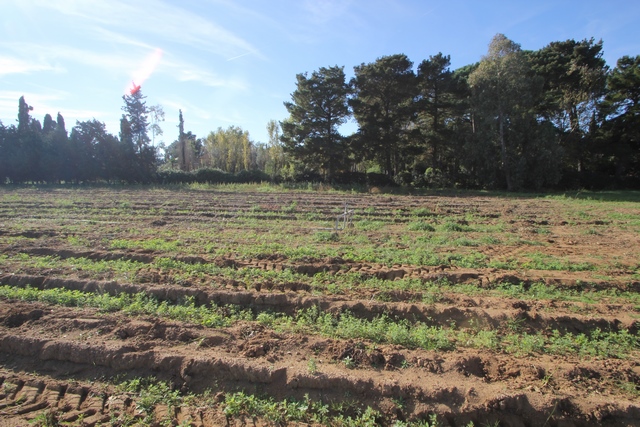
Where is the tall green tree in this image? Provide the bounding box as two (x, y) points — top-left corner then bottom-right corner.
(203, 126), (253, 173)
(469, 34), (560, 190)
(121, 89), (150, 153)
(266, 119), (285, 178)
(121, 88), (156, 182)
(530, 39), (608, 178)
(68, 120), (103, 182)
(350, 54), (416, 177)
(0, 121), (10, 183)
(598, 55), (640, 184)
(416, 53), (458, 177)
(281, 65), (351, 180)
(40, 112), (68, 182)
(17, 96), (33, 134)
(149, 104), (165, 146)
(14, 97), (45, 182)
(42, 114), (55, 134)
(178, 109), (188, 171)
(118, 115), (139, 182)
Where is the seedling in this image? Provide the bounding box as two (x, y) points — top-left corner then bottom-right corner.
(307, 357), (318, 374)
(343, 356), (356, 369)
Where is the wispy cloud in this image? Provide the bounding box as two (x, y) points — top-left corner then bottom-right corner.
(33, 0), (263, 60)
(0, 42), (137, 74)
(286, 0), (366, 46)
(303, 0), (354, 23)
(160, 97), (249, 133)
(0, 56), (63, 76)
(0, 90), (66, 107)
(92, 27), (157, 50)
(1, 39), (245, 93)
(161, 98), (213, 120)
(227, 52), (253, 62)
(160, 54), (249, 90)
(0, 90), (106, 123)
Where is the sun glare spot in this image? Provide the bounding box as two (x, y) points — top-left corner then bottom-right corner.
(125, 48), (163, 95)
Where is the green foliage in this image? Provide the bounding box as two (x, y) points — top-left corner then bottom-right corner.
(110, 238), (180, 252)
(351, 54), (416, 177)
(520, 252), (595, 271)
(314, 231), (340, 242)
(408, 221), (435, 232)
(355, 220), (385, 231)
(411, 207), (432, 217)
(281, 200), (298, 213)
(1, 33), (639, 189)
(30, 409), (61, 427)
(220, 391), (373, 426)
(307, 357), (318, 374)
(281, 65), (351, 180)
(118, 378), (181, 422)
(0, 285), (241, 328)
(201, 126), (255, 174)
(440, 221), (472, 232)
(343, 355), (356, 369)
(156, 168), (272, 185)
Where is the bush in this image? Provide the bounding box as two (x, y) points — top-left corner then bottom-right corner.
(332, 171), (367, 185)
(366, 172), (395, 187)
(422, 167), (451, 188)
(293, 170), (324, 183)
(234, 170), (271, 183)
(157, 170), (194, 184)
(194, 168), (231, 184)
(394, 171), (413, 186)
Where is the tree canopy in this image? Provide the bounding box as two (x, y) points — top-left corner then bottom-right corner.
(280, 65), (351, 180)
(1, 34), (638, 190)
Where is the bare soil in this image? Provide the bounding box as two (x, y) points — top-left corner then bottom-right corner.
(0, 187), (638, 426)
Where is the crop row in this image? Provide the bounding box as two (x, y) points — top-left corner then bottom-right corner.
(1, 285), (637, 359)
(2, 253), (639, 307)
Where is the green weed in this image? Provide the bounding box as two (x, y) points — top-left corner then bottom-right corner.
(407, 221), (435, 232)
(314, 231), (340, 242)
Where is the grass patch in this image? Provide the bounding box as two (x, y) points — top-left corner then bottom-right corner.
(110, 238), (181, 252)
(407, 221), (435, 232)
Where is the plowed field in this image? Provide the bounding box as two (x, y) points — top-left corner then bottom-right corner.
(0, 186), (638, 426)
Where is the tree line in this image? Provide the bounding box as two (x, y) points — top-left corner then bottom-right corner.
(0, 90), (158, 184)
(1, 34), (638, 190)
(282, 34), (640, 190)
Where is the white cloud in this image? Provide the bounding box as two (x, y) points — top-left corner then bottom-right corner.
(0, 56), (63, 76)
(0, 90), (65, 106)
(160, 99), (213, 121)
(170, 66), (247, 90)
(0, 90), (108, 127)
(1, 39), (249, 96)
(1, 41), (138, 75)
(92, 27), (157, 50)
(33, 0), (263, 60)
(303, 0), (353, 23)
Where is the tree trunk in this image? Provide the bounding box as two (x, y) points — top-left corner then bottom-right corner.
(499, 111), (512, 191)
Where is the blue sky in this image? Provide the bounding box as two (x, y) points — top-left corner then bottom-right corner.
(2, 0), (639, 145)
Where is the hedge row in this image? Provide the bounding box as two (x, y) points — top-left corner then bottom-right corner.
(157, 168), (397, 187)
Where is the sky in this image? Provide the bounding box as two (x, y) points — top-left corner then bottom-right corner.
(2, 0), (640, 146)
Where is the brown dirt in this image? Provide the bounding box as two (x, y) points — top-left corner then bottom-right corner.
(0, 188), (638, 426)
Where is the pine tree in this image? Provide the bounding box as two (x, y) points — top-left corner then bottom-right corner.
(350, 55), (416, 177)
(281, 65), (351, 180)
(122, 89), (150, 153)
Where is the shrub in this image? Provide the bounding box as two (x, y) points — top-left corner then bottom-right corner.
(366, 172), (395, 187)
(234, 169), (271, 183)
(194, 168), (231, 183)
(408, 221), (435, 232)
(333, 171), (368, 185)
(157, 170), (194, 184)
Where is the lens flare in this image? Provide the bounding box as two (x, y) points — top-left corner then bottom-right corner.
(125, 48), (163, 95)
